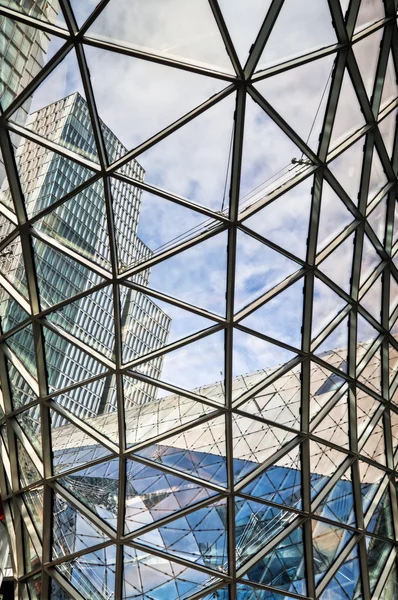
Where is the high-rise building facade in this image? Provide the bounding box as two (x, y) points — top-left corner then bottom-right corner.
(1, 93), (171, 427)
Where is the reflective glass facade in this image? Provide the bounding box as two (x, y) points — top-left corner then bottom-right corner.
(0, 1), (398, 599)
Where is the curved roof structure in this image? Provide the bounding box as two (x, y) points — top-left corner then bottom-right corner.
(0, 0), (398, 599)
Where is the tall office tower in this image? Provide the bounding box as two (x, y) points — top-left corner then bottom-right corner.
(0, 93), (171, 428)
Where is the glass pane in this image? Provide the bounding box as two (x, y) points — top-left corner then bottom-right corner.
(59, 459), (119, 530)
(257, 0), (336, 70)
(87, 0), (233, 72)
(125, 457), (217, 534)
(85, 44), (226, 160)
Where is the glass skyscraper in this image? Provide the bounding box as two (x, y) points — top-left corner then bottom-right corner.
(1, 92), (171, 428)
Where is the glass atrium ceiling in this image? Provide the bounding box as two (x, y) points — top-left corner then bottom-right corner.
(0, 0), (398, 598)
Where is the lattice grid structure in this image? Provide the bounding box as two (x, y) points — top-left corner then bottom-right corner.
(1, 0), (398, 599)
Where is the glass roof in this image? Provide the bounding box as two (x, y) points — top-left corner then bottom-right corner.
(0, 0), (398, 598)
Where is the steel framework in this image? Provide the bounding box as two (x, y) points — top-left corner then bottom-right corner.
(0, 0), (398, 598)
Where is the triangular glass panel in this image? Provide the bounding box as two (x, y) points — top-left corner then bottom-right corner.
(135, 415), (227, 488)
(17, 438), (41, 488)
(6, 360), (36, 411)
(380, 52), (398, 112)
(131, 230), (227, 316)
(88, 0), (233, 72)
(312, 277), (347, 341)
(51, 375), (118, 442)
(0, 235), (29, 299)
(368, 196), (387, 245)
(353, 28), (383, 99)
(240, 96), (305, 203)
(360, 413), (386, 466)
(16, 407), (41, 458)
(135, 498), (227, 570)
(10, 49), (100, 162)
(310, 361), (346, 421)
(319, 545), (362, 600)
(328, 137), (365, 206)
(69, 0), (99, 27)
(310, 441), (349, 500)
(330, 69), (366, 151)
(0, 283), (29, 334)
(239, 278), (304, 351)
(312, 520), (354, 584)
(356, 390), (382, 440)
(359, 460), (387, 515)
(57, 545), (117, 600)
(6, 323), (37, 379)
(47, 285), (115, 361)
(314, 466), (355, 526)
(366, 487), (394, 539)
(113, 184), (222, 273)
(118, 94), (236, 213)
(125, 456), (218, 534)
(378, 109), (397, 159)
(217, 0), (273, 68)
(317, 181), (354, 253)
(236, 498), (297, 567)
(235, 230), (300, 312)
(232, 413), (297, 483)
(255, 54), (335, 150)
(243, 524), (306, 596)
(50, 407), (112, 476)
(123, 376), (216, 446)
(84, 44), (226, 161)
(313, 316), (349, 368)
(318, 233), (354, 295)
(53, 490), (111, 560)
(240, 444), (301, 510)
(58, 459), (119, 530)
(42, 326), (108, 393)
(360, 273), (382, 323)
(257, 0), (336, 69)
(360, 235), (382, 288)
(238, 364), (301, 430)
(33, 180), (111, 269)
(135, 330), (225, 402)
(312, 392), (349, 449)
(0, 15), (66, 114)
(354, 0), (385, 34)
(123, 545), (219, 599)
(233, 329), (297, 398)
(366, 536), (393, 595)
(380, 563), (398, 600)
(23, 486), (44, 539)
(243, 176), (312, 260)
(121, 291), (215, 365)
(32, 237), (105, 310)
(357, 313), (379, 348)
(368, 148), (388, 202)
